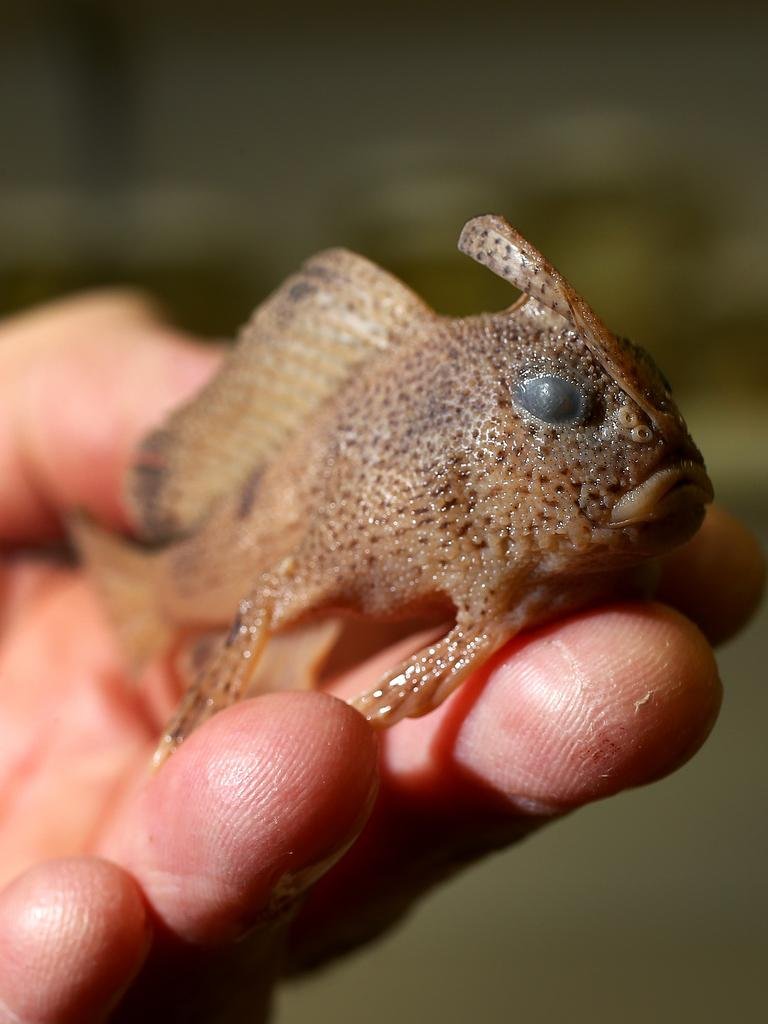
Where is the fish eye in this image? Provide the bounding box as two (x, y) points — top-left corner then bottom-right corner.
(514, 375), (587, 426)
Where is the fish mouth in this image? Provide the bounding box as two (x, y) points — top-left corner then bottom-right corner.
(610, 460), (714, 527)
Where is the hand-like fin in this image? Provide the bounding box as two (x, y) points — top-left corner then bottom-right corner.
(246, 618), (343, 694)
(458, 214), (666, 425)
(153, 596), (273, 768)
(129, 249), (434, 543)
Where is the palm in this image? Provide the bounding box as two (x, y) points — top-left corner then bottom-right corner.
(0, 293), (761, 1023)
(0, 562), (159, 888)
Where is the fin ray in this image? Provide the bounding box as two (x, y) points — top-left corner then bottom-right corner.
(129, 248), (433, 543)
(458, 214), (663, 423)
(70, 514), (170, 670)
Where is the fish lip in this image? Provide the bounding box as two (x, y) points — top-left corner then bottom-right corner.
(610, 460), (714, 527)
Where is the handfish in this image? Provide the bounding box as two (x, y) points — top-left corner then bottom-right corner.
(75, 214), (714, 767)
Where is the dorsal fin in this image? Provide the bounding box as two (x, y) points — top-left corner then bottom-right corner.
(458, 214), (667, 426)
(129, 248), (434, 542)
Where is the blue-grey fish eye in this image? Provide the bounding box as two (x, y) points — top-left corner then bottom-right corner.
(515, 375), (587, 425)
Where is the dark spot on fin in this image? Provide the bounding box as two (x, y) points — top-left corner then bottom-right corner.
(226, 610), (243, 646)
(173, 629), (229, 692)
(237, 467), (263, 519)
(131, 431), (178, 539)
(303, 262), (334, 282)
(190, 632), (220, 672)
(128, 245), (434, 545)
(288, 280), (316, 302)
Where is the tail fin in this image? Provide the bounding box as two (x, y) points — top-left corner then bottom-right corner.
(70, 514), (171, 671)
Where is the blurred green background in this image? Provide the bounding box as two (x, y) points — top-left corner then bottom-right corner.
(1, 2), (765, 1021)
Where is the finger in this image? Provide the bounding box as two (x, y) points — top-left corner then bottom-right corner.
(422, 602), (720, 807)
(0, 571), (157, 889)
(0, 291), (220, 543)
(0, 857), (149, 1024)
(656, 504), (765, 645)
(101, 692), (378, 946)
(332, 602), (720, 810)
(291, 602), (721, 966)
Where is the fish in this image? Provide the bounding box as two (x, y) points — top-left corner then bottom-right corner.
(73, 214), (714, 768)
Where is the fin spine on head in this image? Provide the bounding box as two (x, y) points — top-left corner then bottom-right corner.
(69, 514), (170, 671)
(458, 214), (576, 321)
(458, 213), (666, 426)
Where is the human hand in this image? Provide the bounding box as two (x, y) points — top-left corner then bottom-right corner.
(0, 294), (762, 1023)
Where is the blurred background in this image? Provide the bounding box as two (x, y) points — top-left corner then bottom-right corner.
(1, 2), (765, 1021)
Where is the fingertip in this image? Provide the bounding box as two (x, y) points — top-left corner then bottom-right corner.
(110, 693), (378, 944)
(0, 288), (165, 341)
(657, 504), (765, 645)
(449, 603), (721, 811)
(0, 857), (149, 1024)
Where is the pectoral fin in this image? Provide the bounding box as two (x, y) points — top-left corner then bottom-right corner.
(247, 618), (343, 694)
(153, 596), (273, 768)
(174, 617), (342, 697)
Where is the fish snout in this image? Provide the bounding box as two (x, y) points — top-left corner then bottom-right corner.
(610, 459), (714, 527)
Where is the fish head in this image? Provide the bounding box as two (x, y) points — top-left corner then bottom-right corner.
(459, 214), (713, 559)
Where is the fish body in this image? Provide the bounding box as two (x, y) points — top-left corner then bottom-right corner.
(75, 215), (713, 766)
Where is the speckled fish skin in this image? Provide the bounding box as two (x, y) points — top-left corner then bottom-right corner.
(76, 214), (713, 766)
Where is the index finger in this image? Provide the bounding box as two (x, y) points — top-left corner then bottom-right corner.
(656, 503), (765, 646)
(0, 291), (219, 544)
